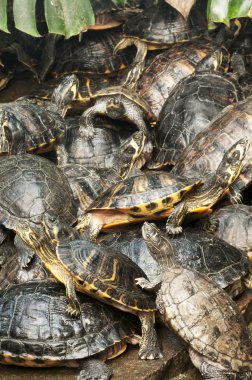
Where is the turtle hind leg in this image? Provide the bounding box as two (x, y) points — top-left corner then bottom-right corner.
(77, 359), (112, 380)
(138, 311), (163, 360)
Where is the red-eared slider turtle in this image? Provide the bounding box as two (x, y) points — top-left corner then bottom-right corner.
(138, 222), (252, 379)
(0, 75), (78, 155)
(149, 57), (244, 168)
(76, 172), (202, 240)
(0, 281), (136, 380)
(99, 227), (252, 298)
(78, 85), (156, 142)
(203, 204), (252, 260)
(172, 96), (252, 181)
(50, 30), (135, 78)
(114, 0), (207, 85)
(137, 40), (230, 118)
(165, 138), (249, 234)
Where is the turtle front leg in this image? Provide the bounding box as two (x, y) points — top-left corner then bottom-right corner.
(77, 359), (112, 380)
(79, 101), (106, 140)
(65, 278), (81, 317)
(76, 213), (104, 241)
(138, 311), (163, 360)
(135, 276), (161, 292)
(166, 202), (188, 235)
(228, 183), (243, 204)
(201, 215), (219, 234)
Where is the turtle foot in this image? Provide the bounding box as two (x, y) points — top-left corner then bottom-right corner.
(79, 126), (95, 140)
(77, 359), (112, 380)
(166, 225), (183, 235)
(135, 277), (150, 289)
(138, 346), (163, 360)
(66, 303), (81, 317)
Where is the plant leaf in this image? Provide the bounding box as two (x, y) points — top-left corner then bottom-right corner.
(208, 0), (252, 26)
(164, 0), (196, 19)
(111, 0), (127, 6)
(0, 0), (9, 33)
(13, 0), (40, 37)
(44, 0), (95, 39)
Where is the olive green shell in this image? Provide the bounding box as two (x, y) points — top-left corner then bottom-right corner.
(150, 71), (244, 168)
(138, 40), (221, 117)
(0, 154), (76, 229)
(51, 31), (135, 78)
(207, 204), (252, 253)
(0, 281), (134, 366)
(172, 96), (252, 189)
(93, 86), (156, 121)
(57, 239), (156, 312)
(123, 1), (206, 45)
(88, 172), (201, 215)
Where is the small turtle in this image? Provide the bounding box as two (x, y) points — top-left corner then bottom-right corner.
(172, 96), (252, 180)
(114, 0), (207, 86)
(78, 85), (156, 142)
(137, 40), (230, 118)
(0, 75), (78, 155)
(203, 204), (252, 259)
(0, 281), (136, 380)
(99, 227), (252, 298)
(76, 171), (202, 240)
(165, 138), (249, 234)
(149, 52), (244, 168)
(50, 30), (135, 78)
(137, 222), (252, 379)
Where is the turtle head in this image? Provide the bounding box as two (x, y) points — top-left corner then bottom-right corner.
(216, 138), (250, 188)
(106, 97), (126, 119)
(117, 131), (146, 179)
(51, 74), (79, 117)
(142, 222), (177, 270)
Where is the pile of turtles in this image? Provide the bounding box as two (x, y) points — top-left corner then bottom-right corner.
(0, 1), (252, 379)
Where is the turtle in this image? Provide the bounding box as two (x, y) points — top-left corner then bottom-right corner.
(165, 138), (249, 235)
(0, 281), (137, 380)
(202, 204), (252, 260)
(0, 74), (78, 155)
(137, 222), (252, 379)
(0, 61), (13, 91)
(58, 130), (146, 212)
(98, 227), (252, 299)
(172, 96), (252, 181)
(114, 0), (207, 86)
(0, 154), (77, 242)
(78, 85), (156, 141)
(50, 30), (135, 79)
(76, 171), (203, 240)
(137, 40), (230, 118)
(149, 53), (244, 168)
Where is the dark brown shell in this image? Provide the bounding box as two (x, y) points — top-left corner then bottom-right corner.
(172, 96), (252, 188)
(138, 40), (218, 117)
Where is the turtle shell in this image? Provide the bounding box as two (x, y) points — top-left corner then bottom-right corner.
(122, 1), (206, 45)
(93, 86), (156, 121)
(0, 154), (76, 229)
(57, 238), (156, 312)
(51, 30), (135, 78)
(172, 95), (252, 187)
(99, 227), (251, 295)
(0, 281), (134, 366)
(87, 172), (202, 216)
(206, 205), (252, 254)
(151, 71), (244, 168)
(138, 39), (222, 118)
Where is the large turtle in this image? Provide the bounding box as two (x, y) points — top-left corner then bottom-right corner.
(138, 222), (252, 379)
(114, 0), (207, 85)
(165, 138), (249, 234)
(0, 75), (78, 155)
(0, 281), (136, 380)
(149, 56), (244, 168)
(203, 204), (252, 259)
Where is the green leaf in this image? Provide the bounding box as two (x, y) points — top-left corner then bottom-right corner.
(45, 0), (95, 39)
(208, 0), (252, 27)
(111, 0), (127, 6)
(13, 0), (40, 37)
(0, 0), (9, 33)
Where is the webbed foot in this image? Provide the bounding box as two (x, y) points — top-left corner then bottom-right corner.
(79, 125), (95, 140)
(66, 303), (81, 317)
(135, 277), (151, 289)
(78, 359), (112, 380)
(202, 216), (219, 233)
(166, 225), (183, 235)
(138, 311), (163, 360)
(138, 346), (163, 360)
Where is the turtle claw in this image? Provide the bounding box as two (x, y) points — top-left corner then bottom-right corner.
(138, 347), (163, 360)
(166, 225), (183, 235)
(66, 304), (81, 317)
(135, 277), (150, 289)
(79, 126), (95, 140)
(230, 193), (243, 204)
